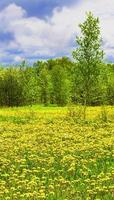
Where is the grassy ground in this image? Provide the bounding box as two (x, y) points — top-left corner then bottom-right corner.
(0, 105), (114, 199)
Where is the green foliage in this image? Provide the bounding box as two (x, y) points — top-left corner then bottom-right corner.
(22, 67), (40, 105)
(106, 64), (114, 104)
(0, 56), (114, 107)
(0, 68), (23, 106)
(51, 65), (70, 106)
(38, 67), (52, 105)
(72, 12), (104, 105)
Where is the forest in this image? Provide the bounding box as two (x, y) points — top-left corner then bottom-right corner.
(0, 58), (114, 107)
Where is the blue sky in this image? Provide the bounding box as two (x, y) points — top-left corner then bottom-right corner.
(0, 0), (78, 18)
(0, 0), (114, 64)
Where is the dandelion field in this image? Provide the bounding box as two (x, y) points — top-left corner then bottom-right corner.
(0, 106), (114, 200)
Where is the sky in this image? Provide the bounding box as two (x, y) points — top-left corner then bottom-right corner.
(0, 0), (114, 64)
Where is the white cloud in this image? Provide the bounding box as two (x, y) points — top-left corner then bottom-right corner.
(0, 3), (26, 32)
(14, 55), (24, 62)
(0, 0), (114, 63)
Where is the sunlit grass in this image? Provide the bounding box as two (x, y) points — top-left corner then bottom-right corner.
(0, 106), (114, 199)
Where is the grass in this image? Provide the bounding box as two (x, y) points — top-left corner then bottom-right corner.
(0, 105), (114, 199)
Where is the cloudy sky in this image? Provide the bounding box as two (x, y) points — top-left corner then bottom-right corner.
(0, 0), (114, 64)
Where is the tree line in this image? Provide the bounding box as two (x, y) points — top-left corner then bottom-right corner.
(0, 12), (114, 107)
(0, 57), (114, 107)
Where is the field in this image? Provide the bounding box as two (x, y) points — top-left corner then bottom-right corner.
(0, 105), (114, 200)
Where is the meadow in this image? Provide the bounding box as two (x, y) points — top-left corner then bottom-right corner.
(0, 105), (114, 200)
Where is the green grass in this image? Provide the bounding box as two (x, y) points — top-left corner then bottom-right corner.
(0, 105), (114, 199)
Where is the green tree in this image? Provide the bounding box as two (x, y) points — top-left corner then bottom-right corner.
(51, 65), (70, 106)
(38, 67), (52, 105)
(106, 64), (114, 104)
(72, 12), (104, 106)
(22, 67), (40, 105)
(0, 69), (23, 106)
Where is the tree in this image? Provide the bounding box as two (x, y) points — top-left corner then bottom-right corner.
(22, 67), (40, 105)
(72, 12), (104, 106)
(51, 65), (70, 106)
(106, 64), (114, 105)
(38, 67), (52, 105)
(0, 69), (23, 106)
